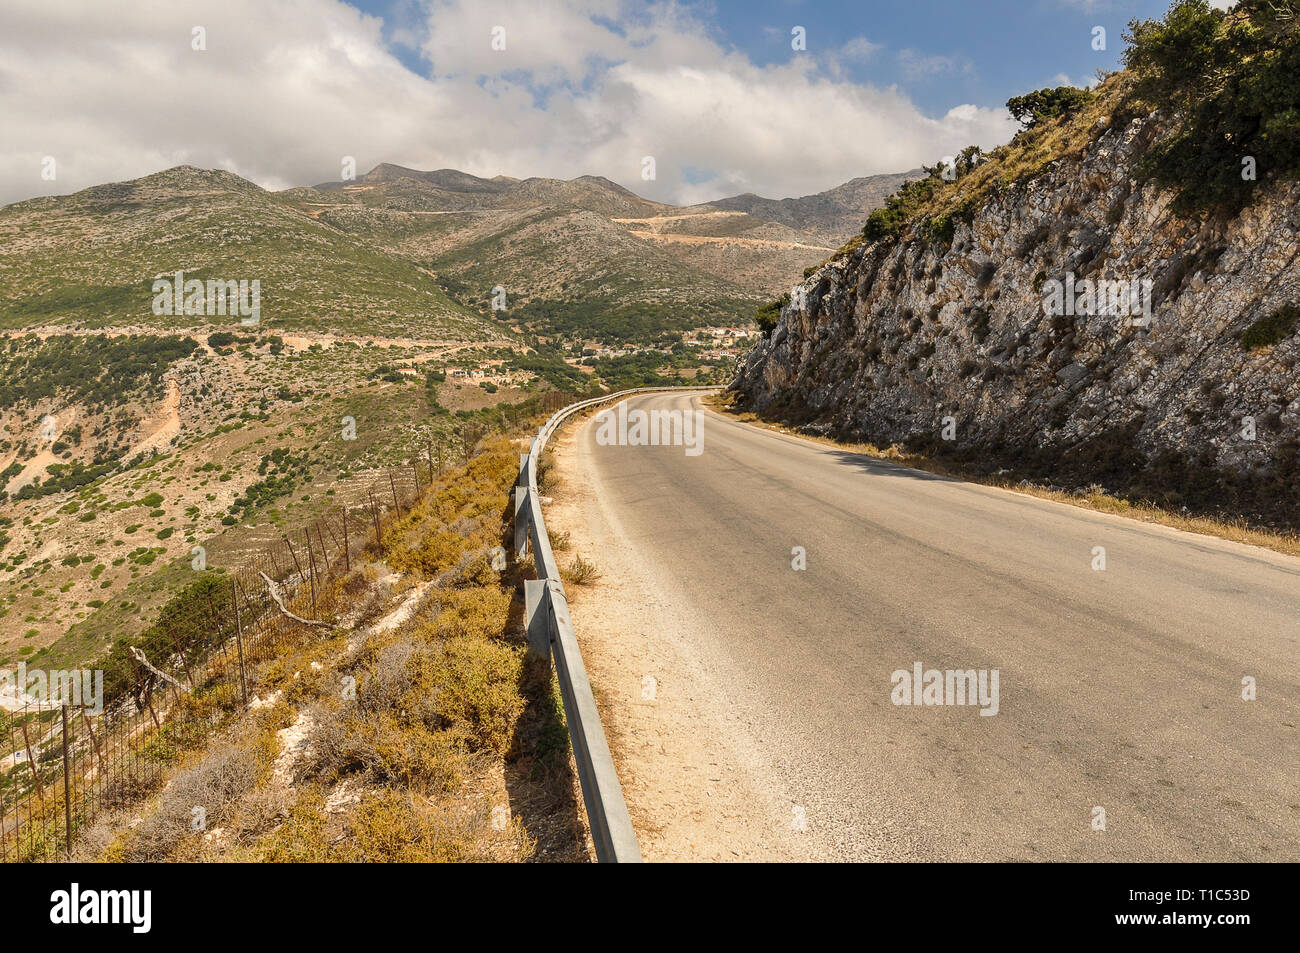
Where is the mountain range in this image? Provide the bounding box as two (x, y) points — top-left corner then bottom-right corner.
(0, 162), (916, 345)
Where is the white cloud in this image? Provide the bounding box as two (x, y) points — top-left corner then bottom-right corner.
(1051, 72), (1098, 89)
(841, 37), (884, 62)
(896, 48), (974, 81)
(0, 0), (1017, 207)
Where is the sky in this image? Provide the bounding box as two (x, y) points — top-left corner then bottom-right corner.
(0, 0), (1226, 208)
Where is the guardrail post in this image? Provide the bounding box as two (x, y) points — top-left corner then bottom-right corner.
(523, 579), (550, 655)
(513, 485), (530, 560)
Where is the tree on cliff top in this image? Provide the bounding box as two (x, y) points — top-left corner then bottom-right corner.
(1123, 0), (1300, 211)
(1006, 86), (1093, 129)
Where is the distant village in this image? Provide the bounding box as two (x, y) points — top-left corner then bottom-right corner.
(443, 357), (511, 382)
(678, 325), (754, 358)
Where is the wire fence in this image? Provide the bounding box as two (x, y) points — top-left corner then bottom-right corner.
(0, 464), (428, 863)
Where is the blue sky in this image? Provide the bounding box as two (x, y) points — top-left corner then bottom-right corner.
(349, 0), (1175, 114)
(702, 0), (1172, 111)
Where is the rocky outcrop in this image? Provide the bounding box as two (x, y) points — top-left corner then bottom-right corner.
(732, 113), (1300, 526)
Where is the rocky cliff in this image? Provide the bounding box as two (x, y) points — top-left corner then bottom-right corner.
(731, 109), (1300, 526)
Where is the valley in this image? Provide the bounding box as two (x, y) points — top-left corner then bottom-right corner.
(0, 159), (908, 675)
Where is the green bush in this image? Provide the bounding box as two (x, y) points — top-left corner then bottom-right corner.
(426, 635), (526, 756)
(863, 174), (940, 242)
(754, 295), (788, 338)
(1006, 86), (1093, 129)
(1240, 304), (1299, 350)
(1123, 0), (1300, 212)
(860, 153), (981, 246)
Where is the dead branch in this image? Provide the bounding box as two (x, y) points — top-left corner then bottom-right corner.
(259, 571), (332, 629)
(128, 646), (191, 695)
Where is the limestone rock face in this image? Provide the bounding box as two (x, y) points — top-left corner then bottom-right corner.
(731, 115), (1300, 522)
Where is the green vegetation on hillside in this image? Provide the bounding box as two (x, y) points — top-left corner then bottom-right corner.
(1123, 0), (1300, 212)
(1006, 87), (1094, 129)
(856, 145), (992, 248)
(0, 170), (496, 339)
(493, 297), (754, 345)
(755, 296), (787, 338)
(589, 347), (733, 389)
(858, 160), (985, 248)
(0, 334), (197, 410)
(229, 448), (312, 516)
(1240, 304), (1299, 350)
(96, 573), (236, 704)
(860, 172), (944, 245)
(509, 348), (598, 394)
(820, 1), (1299, 268)
(8, 460), (118, 503)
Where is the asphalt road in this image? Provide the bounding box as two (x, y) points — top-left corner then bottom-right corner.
(567, 391), (1300, 861)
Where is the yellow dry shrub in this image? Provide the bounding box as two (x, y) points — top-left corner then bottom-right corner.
(422, 587), (512, 642)
(383, 443), (517, 577)
(425, 634), (525, 756)
(390, 529), (471, 576)
(258, 792), (331, 863)
(340, 790), (527, 863)
(306, 692), (467, 794)
(457, 552), (497, 588)
(364, 713), (466, 792)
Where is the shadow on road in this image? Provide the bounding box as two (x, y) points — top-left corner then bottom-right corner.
(823, 449), (954, 482)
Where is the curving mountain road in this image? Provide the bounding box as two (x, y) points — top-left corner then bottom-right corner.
(548, 391), (1300, 862)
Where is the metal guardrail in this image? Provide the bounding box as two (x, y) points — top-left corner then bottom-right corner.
(513, 385), (719, 863)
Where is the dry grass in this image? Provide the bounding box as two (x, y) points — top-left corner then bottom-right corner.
(343, 789), (534, 862)
(259, 786), (535, 863)
(995, 484), (1300, 559)
(381, 437), (517, 577)
(256, 790), (334, 863)
(306, 706), (468, 794)
(67, 425), (583, 864)
(420, 587), (513, 642)
(422, 635), (526, 755)
(823, 73), (1133, 268)
(561, 555), (603, 586)
(912, 74), (1132, 230)
(113, 734), (271, 862)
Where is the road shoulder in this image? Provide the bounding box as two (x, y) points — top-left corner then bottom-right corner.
(543, 411), (816, 862)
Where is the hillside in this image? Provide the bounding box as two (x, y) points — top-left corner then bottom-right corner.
(10, 428), (591, 863)
(0, 329), (550, 662)
(709, 170), (924, 243)
(283, 162), (882, 340)
(732, 0), (1300, 530)
(0, 167), (499, 341)
(1, 160), (910, 348)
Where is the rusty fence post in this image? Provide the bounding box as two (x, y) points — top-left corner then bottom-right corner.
(61, 704), (72, 861)
(232, 579), (249, 708)
(342, 508), (350, 571)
